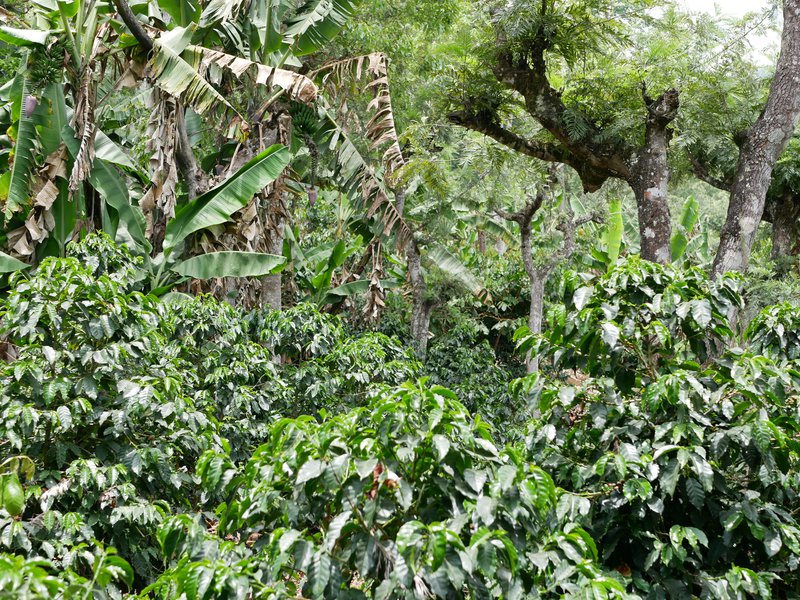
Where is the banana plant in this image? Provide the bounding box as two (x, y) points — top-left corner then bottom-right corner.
(588, 196), (625, 271)
(147, 144), (292, 292)
(0, 0), (376, 307)
(670, 195), (711, 266)
(283, 225), (399, 308)
(0, 68), (289, 291)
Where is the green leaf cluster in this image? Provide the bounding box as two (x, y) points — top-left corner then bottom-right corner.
(514, 256), (800, 597)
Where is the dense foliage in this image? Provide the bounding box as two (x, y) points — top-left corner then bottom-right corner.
(0, 236), (423, 595)
(1, 234), (799, 598)
(516, 259), (800, 597)
(3, 0), (800, 597)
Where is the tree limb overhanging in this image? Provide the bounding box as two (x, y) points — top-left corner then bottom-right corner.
(449, 108), (613, 192)
(448, 5), (681, 264)
(111, 0), (154, 53)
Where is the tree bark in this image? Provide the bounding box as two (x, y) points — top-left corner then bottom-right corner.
(527, 275), (545, 373)
(496, 191), (545, 373)
(497, 173), (600, 373)
(395, 187), (433, 360)
(261, 195), (285, 311)
(769, 190), (800, 260)
(629, 89), (680, 264)
(407, 241), (434, 361)
(112, 0), (153, 53)
(713, 0), (800, 276)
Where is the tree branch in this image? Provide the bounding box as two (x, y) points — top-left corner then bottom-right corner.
(688, 153), (732, 192)
(496, 189), (546, 280)
(449, 109), (569, 163)
(111, 0), (153, 53)
(449, 108), (613, 192)
(493, 48), (631, 180)
(494, 206), (522, 223)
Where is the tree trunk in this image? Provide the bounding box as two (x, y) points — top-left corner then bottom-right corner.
(770, 191), (800, 260)
(527, 275), (545, 374)
(496, 193), (547, 373)
(628, 89), (679, 264)
(394, 187), (433, 359)
(713, 0), (800, 276)
(262, 196), (284, 311)
(630, 178), (671, 264)
(407, 240), (433, 360)
(175, 104), (204, 202)
(477, 230), (487, 254)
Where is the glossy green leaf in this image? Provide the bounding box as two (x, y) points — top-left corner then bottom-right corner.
(171, 251), (286, 279)
(5, 77), (36, 219)
(0, 26), (49, 46)
(0, 251), (30, 273)
(163, 145), (290, 253)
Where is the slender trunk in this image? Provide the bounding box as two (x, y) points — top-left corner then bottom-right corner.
(144, 91), (179, 256)
(407, 240), (433, 360)
(770, 191), (799, 260)
(477, 230), (487, 254)
(527, 275), (545, 374)
(395, 187), (433, 359)
(262, 275), (282, 310)
(629, 89), (679, 264)
(263, 198), (284, 311)
(499, 195), (547, 373)
(713, 0), (800, 276)
(175, 104), (202, 201)
(518, 210), (538, 373)
(262, 113), (291, 310)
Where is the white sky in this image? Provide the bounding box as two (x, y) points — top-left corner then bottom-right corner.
(675, 0), (780, 62)
(676, 0), (770, 17)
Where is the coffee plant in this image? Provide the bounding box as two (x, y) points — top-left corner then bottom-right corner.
(3, 238), (799, 599)
(515, 258), (800, 598)
(150, 382), (627, 599)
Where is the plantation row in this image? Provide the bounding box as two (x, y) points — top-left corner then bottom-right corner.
(0, 235), (797, 598)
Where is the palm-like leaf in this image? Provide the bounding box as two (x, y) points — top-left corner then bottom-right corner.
(312, 53), (404, 176)
(427, 242), (486, 297)
(199, 0), (250, 26)
(324, 277), (398, 305)
(0, 26), (49, 46)
(605, 197), (623, 268)
(163, 144), (291, 254)
(60, 125), (149, 253)
(671, 195), (700, 262)
(5, 77), (37, 220)
(171, 251), (286, 278)
(284, 0), (359, 56)
(159, 0), (201, 27)
(93, 160), (150, 252)
(312, 102), (413, 249)
(183, 45), (318, 104)
(149, 35), (244, 136)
